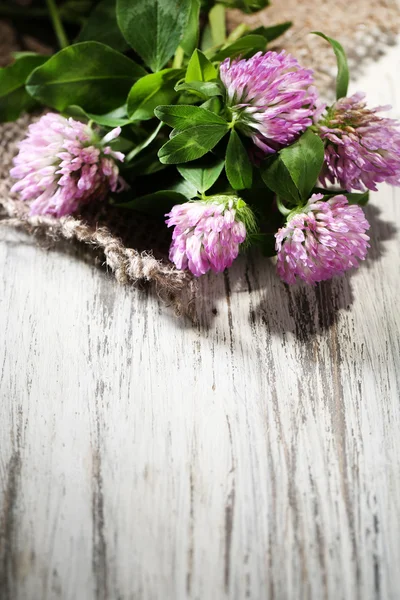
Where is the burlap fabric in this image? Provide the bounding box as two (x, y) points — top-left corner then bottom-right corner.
(1, 0), (400, 311)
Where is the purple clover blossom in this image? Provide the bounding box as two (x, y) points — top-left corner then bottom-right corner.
(219, 50), (318, 155)
(316, 92), (400, 191)
(165, 196), (252, 276)
(275, 194), (370, 285)
(10, 113), (125, 217)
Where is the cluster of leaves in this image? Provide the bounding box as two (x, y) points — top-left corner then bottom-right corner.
(0, 0), (367, 257)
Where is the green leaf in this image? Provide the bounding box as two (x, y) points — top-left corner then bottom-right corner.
(177, 156), (225, 193)
(185, 49), (217, 82)
(225, 130), (252, 190)
(200, 24), (214, 53)
(201, 97), (222, 114)
(169, 177), (198, 198)
(180, 0), (201, 56)
(222, 0), (270, 14)
(175, 80), (223, 99)
(155, 104), (228, 130)
(209, 4), (226, 47)
(279, 129), (325, 201)
(211, 35), (266, 62)
(26, 42), (146, 113)
(314, 188), (370, 207)
(261, 156), (300, 205)
(312, 32), (349, 99)
(252, 21), (292, 43)
(158, 124), (229, 163)
(345, 191), (369, 206)
(77, 0), (129, 52)
(65, 105), (132, 127)
(116, 0), (192, 72)
(117, 190), (187, 216)
(0, 54), (48, 122)
(127, 69), (183, 121)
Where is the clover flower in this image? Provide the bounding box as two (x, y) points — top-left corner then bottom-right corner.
(10, 113), (124, 217)
(316, 92), (400, 191)
(275, 194), (370, 285)
(219, 50), (318, 154)
(165, 196), (254, 276)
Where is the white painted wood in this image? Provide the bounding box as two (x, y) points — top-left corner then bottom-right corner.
(1, 45), (400, 600)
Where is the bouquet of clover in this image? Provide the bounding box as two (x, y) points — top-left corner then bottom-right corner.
(3, 0), (400, 285)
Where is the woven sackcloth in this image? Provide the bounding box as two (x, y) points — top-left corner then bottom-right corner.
(1, 0), (400, 311)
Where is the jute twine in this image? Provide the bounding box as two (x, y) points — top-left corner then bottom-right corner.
(1, 0), (400, 312)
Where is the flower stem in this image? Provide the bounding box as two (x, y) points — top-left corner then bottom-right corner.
(226, 23), (249, 44)
(46, 0), (69, 49)
(172, 46), (184, 69)
(276, 196), (292, 217)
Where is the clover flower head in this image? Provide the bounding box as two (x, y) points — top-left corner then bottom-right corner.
(316, 92), (400, 191)
(219, 50), (318, 154)
(165, 196), (254, 276)
(10, 113), (125, 217)
(275, 193), (370, 285)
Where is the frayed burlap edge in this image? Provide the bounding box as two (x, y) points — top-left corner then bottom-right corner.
(0, 117), (196, 317)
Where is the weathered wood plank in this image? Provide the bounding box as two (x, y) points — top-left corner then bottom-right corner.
(0, 45), (399, 600)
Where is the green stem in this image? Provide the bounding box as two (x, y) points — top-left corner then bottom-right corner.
(276, 196), (292, 217)
(225, 107), (237, 129)
(172, 46), (185, 69)
(45, 0), (69, 49)
(226, 23), (249, 44)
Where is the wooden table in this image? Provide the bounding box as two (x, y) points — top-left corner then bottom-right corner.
(1, 46), (399, 600)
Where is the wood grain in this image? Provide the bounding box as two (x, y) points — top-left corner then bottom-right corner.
(0, 46), (399, 600)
